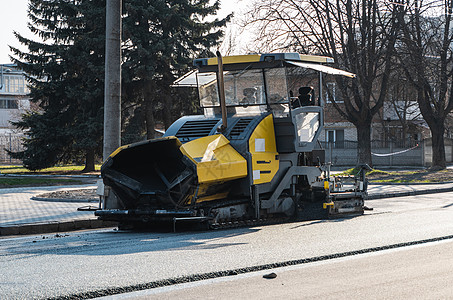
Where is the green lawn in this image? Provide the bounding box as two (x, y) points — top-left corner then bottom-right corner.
(338, 168), (417, 177)
(0, 164), (100, 187)
(337, 167), (451, 183)
(0, 164), (101, 174)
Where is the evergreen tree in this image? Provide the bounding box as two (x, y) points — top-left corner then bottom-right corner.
(10, 0), (229, 170)
(122, 0), (230, 140)
(10, 0), (105, 171)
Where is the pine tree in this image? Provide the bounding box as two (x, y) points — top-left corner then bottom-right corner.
(10, 0), (229, 170)
(10, 0), (105, 171)
(122, 0), (231, 140)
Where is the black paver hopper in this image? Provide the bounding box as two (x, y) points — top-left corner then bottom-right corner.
(101, 137), (196, 210)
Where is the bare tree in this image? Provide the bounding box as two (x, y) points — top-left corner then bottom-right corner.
(243, 0), (401, 166)
(382, 72), (422, 147)
(396, 0), (453, 169)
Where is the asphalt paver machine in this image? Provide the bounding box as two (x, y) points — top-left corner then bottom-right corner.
(95, 52), (368, 229)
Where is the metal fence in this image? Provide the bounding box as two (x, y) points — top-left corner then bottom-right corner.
(320, 140), (424, 167)
(319, 139), (419, 150)
(0, 134), (447, 167)
(0, 134), (23, 164)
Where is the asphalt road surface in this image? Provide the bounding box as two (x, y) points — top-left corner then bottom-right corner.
(118, 240), (453, 299)
(1, 192), (453, 299)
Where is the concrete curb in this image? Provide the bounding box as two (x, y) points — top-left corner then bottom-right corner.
(31, 196), (99, 203)
(369, 181), (453, 185)
(0, 219), (118, 236)
(367, 186), (453, 200)
(0, 174), (99, 178)
(0, 184), (97, 194)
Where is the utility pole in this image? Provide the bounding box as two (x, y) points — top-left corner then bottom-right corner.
(103, 0), (122, 160)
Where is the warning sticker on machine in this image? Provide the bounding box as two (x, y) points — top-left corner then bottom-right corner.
(253, 169), (261, 180)
(255, 138), (265, 152)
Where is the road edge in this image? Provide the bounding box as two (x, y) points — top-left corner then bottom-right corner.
(0, 219), (117, 236)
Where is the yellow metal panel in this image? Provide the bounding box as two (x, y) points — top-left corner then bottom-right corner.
(180, 134), (248, 184)
(180, 134), (228, 163)
(196, 190), (229, 203)
(249, 114), (279, 185)
(197, 158), (247, 183)
(183, 184), (229, 204)
(299, 54), (334, 63)
(251, 153), (279, 184)
(207, 54), (261, 66)
(203, 53), (333, 66)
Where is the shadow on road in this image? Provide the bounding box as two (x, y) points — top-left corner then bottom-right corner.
(1, 226), (260, 257)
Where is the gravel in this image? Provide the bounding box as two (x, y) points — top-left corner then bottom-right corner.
(33, 189), (98, 202)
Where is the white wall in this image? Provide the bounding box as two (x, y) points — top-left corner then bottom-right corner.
(319, 121), (357, 142)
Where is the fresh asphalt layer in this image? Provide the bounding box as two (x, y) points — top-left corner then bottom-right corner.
(2, 189), (453, 299)
(108, 238), (453, 300)
(0, 178), (453, 236)
(53, 235), (453, 300)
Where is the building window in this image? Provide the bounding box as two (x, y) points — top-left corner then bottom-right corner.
(3, 75), (28, 94)
(0, 99), (19, 109)
(325, 82), (343, 103)
(327, 129), (344, 148)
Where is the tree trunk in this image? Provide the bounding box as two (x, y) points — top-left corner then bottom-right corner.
(417, 89), (447, 169)
(103, 0), (122, 161)
(429, 122), (446, 169)
(82, 149), (96, 172)
(162, 95), (173, 130)
(356, 122), (373, 167)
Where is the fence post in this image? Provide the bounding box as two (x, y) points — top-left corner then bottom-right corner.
(389, 141), (393, 167)
(9, 133), (12, 164)
(330, 142), (333, 163)
(421, 139), (425, 167)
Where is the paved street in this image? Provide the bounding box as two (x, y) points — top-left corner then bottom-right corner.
(1, 190), (453, 299)
(124, 240), (453, 300)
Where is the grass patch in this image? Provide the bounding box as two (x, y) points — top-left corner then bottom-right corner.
(337, 168), (360, 176)
(366, 169), (391, 176)
(369, 179), (409, 183)
(0, 177), (81, 187)
(0, 164), (101, 175)
(338, 167), (377, 176)
(339, 168), (420, 176)
(369, 178), (431, 183)
(339, 167), (453, 183)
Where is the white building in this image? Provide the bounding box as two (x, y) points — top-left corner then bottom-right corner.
(0, 64), (30, 134)
(0, 64), (30, 163)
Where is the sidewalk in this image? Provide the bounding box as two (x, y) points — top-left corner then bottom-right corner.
(0, 184), (116, 236)
(1, 181), (453, 236)
(367, 182), (453, 199)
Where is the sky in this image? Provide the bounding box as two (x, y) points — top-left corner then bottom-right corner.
(0, 0), (242, 64)
(0, 0), (30, 63)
